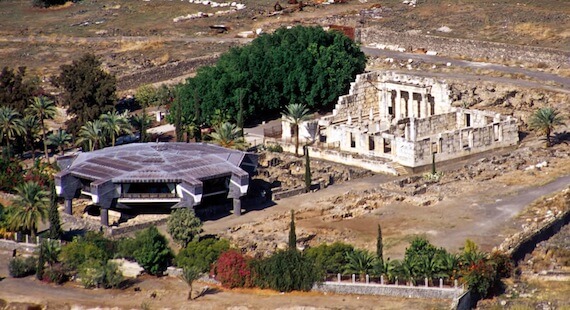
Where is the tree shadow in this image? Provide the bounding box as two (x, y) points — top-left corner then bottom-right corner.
(553, 131), (570, 146)
(195, 286), (221, 299)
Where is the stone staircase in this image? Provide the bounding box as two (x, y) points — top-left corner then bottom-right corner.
(390, 162), (409, 176)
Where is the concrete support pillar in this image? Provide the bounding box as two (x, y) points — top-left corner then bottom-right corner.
(100, 208), (109, 226)
(233, 197), (242, 217)
(410, 117), (416, 141)
(64, 199), (73, 215)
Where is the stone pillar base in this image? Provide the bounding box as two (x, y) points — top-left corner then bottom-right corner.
(101, 208), (109, 226)
(64, 199), (72, 215)
(233, 198), (242, 217)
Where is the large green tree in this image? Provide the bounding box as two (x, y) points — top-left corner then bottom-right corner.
(0, 66), (39, 114)
(22, 115), (40, 160)
(53, 54), (116, 135)
(167, 208), (203, 247)
(27, 96), (57, 162)
(174, 26), (366, 126)
(528, 107), (565, 147)
(8, 181), (50, 238)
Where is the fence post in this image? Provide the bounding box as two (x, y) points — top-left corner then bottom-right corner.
(439, 278), (443, 288)
(425, 278), (428, 287)
(36, 236), (40, 244)
(352, 274), (355, 283)
(380, 275), (384, 285)
(366, 274), (369, 284)
(25, 234), (29, 244)
(14, 232), (18, 242)
(454, 279), (458, 289)
(337, 273), (341, 283)
(395, 277), (398, 286)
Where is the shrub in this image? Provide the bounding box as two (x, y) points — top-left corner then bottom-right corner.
(254, 250), (320, 292)
(265, 144), (283, 153)
(9, 256), (37, 278)
(167, 208), (203, 247)
(175, 237), (230, 273)
(0, 157), (23, 193)
(214, 250), (252, 288)
(78, 260), (124, 289)
(127, 227), (172, 275)
(461, 258), (497, 297)
(60, 236), (109, 270)
(42, 263), (69, 284)
(305, 242), (355, 274)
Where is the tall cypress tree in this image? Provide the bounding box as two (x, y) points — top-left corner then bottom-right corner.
(288, 210), (296, 251)
(304, 146), (311, 192)
(236, 89), (245, 138)
(47, 182), (62, 240)
(376, 224), (383, 262)
(193, 91), (202, 142)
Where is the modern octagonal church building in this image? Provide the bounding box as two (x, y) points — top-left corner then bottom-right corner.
(55, 143), (258, 226)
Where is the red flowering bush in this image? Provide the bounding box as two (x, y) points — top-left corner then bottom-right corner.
(213, 250), (252, 288)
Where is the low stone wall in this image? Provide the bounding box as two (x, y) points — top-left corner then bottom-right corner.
(0, 239), (38, 253)
(108, 216), (170, 237)
(313, 281), (463, 300)
(357, 28), (570, 68)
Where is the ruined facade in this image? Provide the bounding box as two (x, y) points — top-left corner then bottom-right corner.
(282, 71), (519, 172)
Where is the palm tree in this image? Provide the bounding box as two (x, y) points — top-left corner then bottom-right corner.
(8, 181), (50, 238)
(100, 111), (133, 146)
(27, 96), (58, 161)
(344, 250), (376, 281)
(22, 115), (40, 160)
(434, 252), (460, 280)
(77, 120), (105, 151)
(181, 115), (197, 143)
(130, 113), (152, 143)
(282, 103), (311, 156)
(528, 107), (566, 147)
(208, 122), (248, 150)
(47, 129), (73, 155)
(181, 266), (201, 300)
(0, 106), (25, 157)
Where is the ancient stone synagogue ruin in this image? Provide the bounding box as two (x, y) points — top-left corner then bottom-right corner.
(281, 71), (519, 174)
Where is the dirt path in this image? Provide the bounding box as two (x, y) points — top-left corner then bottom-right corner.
(202, 173), (398, 234)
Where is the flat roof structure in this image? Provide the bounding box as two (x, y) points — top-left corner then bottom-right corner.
(55, 142), (258, 226)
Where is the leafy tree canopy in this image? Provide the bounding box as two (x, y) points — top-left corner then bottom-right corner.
(174, 26), (366, 126)
(0, 67), (39, 114)
(52, 53), (116, 134)
(167, 208), (203, 247)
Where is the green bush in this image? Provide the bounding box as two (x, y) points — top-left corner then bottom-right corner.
(124, 227), (172, 275)
(305, 242), (355, 274)
(42, 263), (69, 284)
(167, 208), (203, 247)
(175, 237), (230, 273)
(9, 256), (37, 278)
(78, 260), (124, 289)
(60, 236), (109, 270)
(253, 250), (320, 292)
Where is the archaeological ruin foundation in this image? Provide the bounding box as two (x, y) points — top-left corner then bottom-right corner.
(281, 71), (519, 173)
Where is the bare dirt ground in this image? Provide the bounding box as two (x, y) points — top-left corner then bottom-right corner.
(204, 135), (570, 259)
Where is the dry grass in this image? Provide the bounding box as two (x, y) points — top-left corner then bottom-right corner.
(513, 23), (556, 41)
(117, 40), (165, 53)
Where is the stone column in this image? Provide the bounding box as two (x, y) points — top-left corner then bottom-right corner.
(395, 90), (401, 119)
(100, 208), (109, 226)
(64, 199), (73, 215)
(421, 93), (427, 117)
(233, 197), (242, 217)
